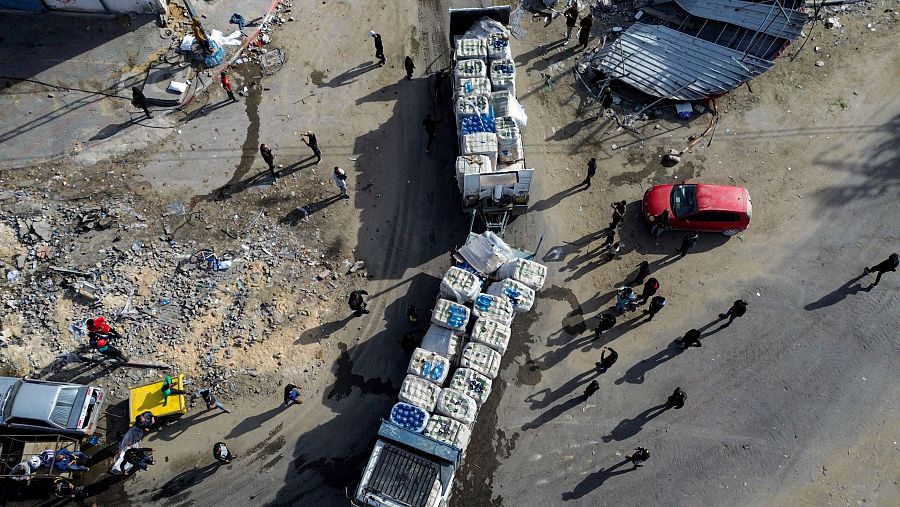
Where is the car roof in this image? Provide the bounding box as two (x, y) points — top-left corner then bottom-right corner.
(695, 184), (747, 212)
(9, 383), (67, 421)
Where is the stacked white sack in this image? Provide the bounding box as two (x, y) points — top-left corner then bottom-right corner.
(497, 258), (547, 290)
(456, 94), (491, 118)
(398, 374), (441, 412)
(461, 342), (503, 379)
(435, 388), (478, 425)
(470, 318), (512, 355)
(440, 266), (482, 303)
(485, 278), (535, 313)
(487, 32), (513, 60)
(490, 91), (527, 128)
(455, 37), (487, 60)
(457, 231), (514, 275)
(457, 77), (491, 97)
(461, 132), (498, 169)
(420, 325), (463, 362)
(472, 293), (514, 326)
(490, 59), (516, 96)
(450, 368), (492, 405)
(455, 58), (486, 78)
(496, 119), (523, 164)
(424, 415), (472, 450)
(455, 155), (493, 179)
(407, 348), (450, 385)
(431, 298), (470, 331)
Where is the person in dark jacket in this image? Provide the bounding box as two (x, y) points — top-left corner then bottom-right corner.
(719, 299), (748, 326)
(404, 56), (415, 80)
(131, 86), (152, 118)
(609, 201), (626, 230)
(594, 313), (616, 339)
(371, 31), (385, 65)
(134, 411), (156, 432)
(583, 157), (597, 187)
(595, 346), (618, 373)
(123, 448), (154, 474)
(284, 384), (302, 406)
(422, 114), (441, 152)
(678, 232), (699, 257)
(192, 387), (230, 413)
(666, 387), (687, 409)
(349, 289), (370, 315)
(563, 4), (578, 43)
(301, 131), (321, 164)
(575, 14), (593, 50)
(678, 329), (702, 349)
(585, 379), (600, 397)
(864, 253), (898, 287)
(639, 278), (660, 305)
(644, 296), (667, 321)
(260, 143), (277, 177)
(213, 442), (235, 463)
(626, 447), (650, 467)
(627, 261), (651, 286)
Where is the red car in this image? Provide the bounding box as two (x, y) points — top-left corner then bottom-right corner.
(642, 183), (752, 236)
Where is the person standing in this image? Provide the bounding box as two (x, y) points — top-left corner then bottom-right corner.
(404, 56), (415, 80)
(53, 478), (85, 499)
(87, 318), (129, 363)
(260, 143), (277, 178)
(638, 277), (659, 305)
(678, 328), (702, 349)
(131, 86), (152, 118)
(643, 295), (667, 321)
(301, 131), (321, 164)
(220, 71), (238, 102)
(192, 387), (230, 414)
(563, 4), (578, 44)
(609, 201), (626, 230)
(583, 157), (597, 187)
(575, 13), (593, 50)
(627, 261), (651, 286)
(161, 375), (186, 405)
(333, 166), (349, 198)
(134, 411), (156, 432)
(594, 313), (616, 339)
(422, 114), (440, 152)
(595, 346), (618, 373)
(371, 31), (385, 65)
(284, 384), (303, 406)
(864, 253), (898, 287)
(719, 299), (748, 326)
(349, 289), (370, 315)
(652, 209), (671, 237)
(602, 229), (616, 250)
(607, 241), (623, 262)
(626, 447), (650, 468)
(666, 387), (687, 409)
(616, 287), (638, 313)
(585, 379), (600, 397)
(213, 442), (235, 464)
(678, 232), (699, 257)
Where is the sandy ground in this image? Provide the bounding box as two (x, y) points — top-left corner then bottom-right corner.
(0, 1), (897, 506)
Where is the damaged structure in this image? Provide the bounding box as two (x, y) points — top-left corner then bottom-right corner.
(587, 0), (809, 100)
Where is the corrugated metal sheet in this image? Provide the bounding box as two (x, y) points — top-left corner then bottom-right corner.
(593, 23), (773, 100)
(675, 0), (808, 40)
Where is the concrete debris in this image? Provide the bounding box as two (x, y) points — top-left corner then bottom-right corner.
(824, 17), (842, 29)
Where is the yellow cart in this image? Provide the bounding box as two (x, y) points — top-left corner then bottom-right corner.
(128, 375), (188, 426)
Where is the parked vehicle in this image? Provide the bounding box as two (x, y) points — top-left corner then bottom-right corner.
(0, 377), (106, 438)
(642, 183), (752, 235)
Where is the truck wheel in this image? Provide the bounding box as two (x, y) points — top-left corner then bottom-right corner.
(722, 228), (741, 236)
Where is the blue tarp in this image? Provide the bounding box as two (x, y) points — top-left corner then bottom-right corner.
(0, 0), (45, 11)
(202, 40), (225, 67)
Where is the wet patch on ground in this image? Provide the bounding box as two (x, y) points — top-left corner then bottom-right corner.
(308, 69), (327, 86)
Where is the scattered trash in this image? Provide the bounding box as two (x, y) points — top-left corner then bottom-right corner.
(824, 17), (842, 29)
(815, 60), (825, 67)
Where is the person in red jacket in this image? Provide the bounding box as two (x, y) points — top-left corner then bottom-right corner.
(220, 71), (238, 102)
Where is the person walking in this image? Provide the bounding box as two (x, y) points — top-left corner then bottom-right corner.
(616, 286), (638, 313)
(333, 166), (349, 198)
(213, 442), (235, 464)
(300, 131), (322, 164)
(594, 313), (616, 339)
(602, 229), (616, 250)
(627, 261), (651, 286)
(563, 4), (578, 44)
(666, 387), (687, 409)
(678, 328), (702, 349)
(609, 201), (626, 230)
(643, 295), (667, 321)
(583, 158), (597, 187)
(131, 86), (152, 118)
(638, 277), (659, 305)
(220, 71), (238, 102)
(284, 384), (303, 406)
(371, 31), (385, 65)
(575, 13), (593, 50)
(651, 209), (671, 237)
(718, 299), (748, 326)
(260, 143), (277, 178)
(122, 448), (154, 475)
(349, 289), (370, 316)
(678, 232), (699, 257)
(595, 346), (618, 373)
(134, 411), (156, 432)
(404, 56), (415, 80)
(192, 387), (230, 414)
(161, 375), (186, 405)
(626, 447), (650, 468)
(585, 379), (600, 397)
(864, 253), (898, 287)
(422, 114), (440, 152)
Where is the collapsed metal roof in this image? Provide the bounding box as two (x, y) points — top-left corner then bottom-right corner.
(591, 0), (808, 100)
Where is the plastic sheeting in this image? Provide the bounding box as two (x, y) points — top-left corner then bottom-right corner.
(458, 231), (514, 275)
(457, 77), (491, 97)
(472, 294), (514, 326)
(436, 389), (478, 425)
(456, 58), (487, 78)
(389, 402), (430, 433)
(497, 258), (547, 290)
(424, 415), (472, 451)
(454, 37), (488, 60)
(407, 348), (450, 385)
(455, 155), (493, 178)
(461, 342), (503, 379)
(420, 325), (463, 362)
(486, 278), (536, 313)
(450, 368), (492, 405)
(440, 266), (482, 303)
(398, 375), (441, 412)
(491, 91), (527, 126)
(470, 318), (512, 355)
(431, 298), (470, 331)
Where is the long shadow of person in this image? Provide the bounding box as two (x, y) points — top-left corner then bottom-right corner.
(524, 366), (600, 411)
(150, 461), (222, 500)
(561, 459), (634, 500)
(615, 340), (685, 385)
(521, 393), (589, 431)
(225, 405), (288, 440)
(529, 183), (586, 213)
(804, 273), (869, 311)
(295, 313), (355, 345)
(321, 61), (378, 88)
(148, 409), (222, 442)
(601, 402), (669, 442)
(280, 194), (343, 226)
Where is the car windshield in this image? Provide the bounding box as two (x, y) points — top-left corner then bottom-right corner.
(670, 184), (698, 218)
(50, 387), (79, 427)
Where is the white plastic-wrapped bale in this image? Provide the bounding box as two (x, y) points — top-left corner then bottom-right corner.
(457, 231), (515, 276)
(455, 58), (486, 78)
(456, 94), (491, 118)
(470, 318), (512, 355)
(420, 325), (463, 362)
(435, 388), (478, 425)
(490, 59), (516, 95)
(461, 132), (498, 168)
(497, 160), (526, 173)
(407, 348), (450, 385)
(487, 32), (513, 60)
(498, 133), (524, 164)
(450, 368), (493, 405)
(497, 258), (547, 290)
(495, 115), (517, 132)
(491, 90), (527, 128)
(398, 374), (441, 412)
(486, 278), (536, 313)
(472, 293), (514, 326)
(461, 342), (503, 379)
(455, 37), (488, 60)
(491, 90), (511, 117)
(440, 266), (482, 303)
(455, 155), (493, 180)
(389, 402), (430, 433)
(431, 298), (470, 331)
(457, 77), (491, 97)
(424, 415), (472, 451)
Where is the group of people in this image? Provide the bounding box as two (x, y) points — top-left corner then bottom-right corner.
(563, 5), (594, 50)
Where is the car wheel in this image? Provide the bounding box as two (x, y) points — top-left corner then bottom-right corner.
(722, 228), (741, 236)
